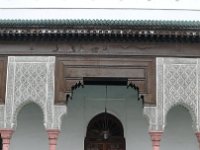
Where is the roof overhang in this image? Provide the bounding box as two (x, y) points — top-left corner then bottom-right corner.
(1, 19), (200, 42)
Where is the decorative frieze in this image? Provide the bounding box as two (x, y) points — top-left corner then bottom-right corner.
(144, 57), (200, 131)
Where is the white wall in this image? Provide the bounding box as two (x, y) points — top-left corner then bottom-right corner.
(9, 86), (199, 150)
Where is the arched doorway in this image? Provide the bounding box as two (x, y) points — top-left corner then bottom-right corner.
(85, 112), (125, 150)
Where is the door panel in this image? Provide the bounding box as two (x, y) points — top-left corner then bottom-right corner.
(106, 142), (125, 150)
(85, 141), (125, 150)
(85, 143), (103, 150)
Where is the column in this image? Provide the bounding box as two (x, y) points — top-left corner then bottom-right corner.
(149, 131), (163, 150)
(196, 132), (200, 149)
(47, 129), (60, 150)
(0, 129), (14, 150)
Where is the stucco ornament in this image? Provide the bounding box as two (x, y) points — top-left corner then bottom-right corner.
(2, 56), (66, 130)
(144, 58), (200, 132)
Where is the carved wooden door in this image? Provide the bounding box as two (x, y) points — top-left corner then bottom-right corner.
(106, 142), (125, 150)
(85, 140), (125, 150)
(85, 113), (125, 150)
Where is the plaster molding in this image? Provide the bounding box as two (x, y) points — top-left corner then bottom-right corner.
(144, 57), (200, 131)
(3, 56), (66, 130)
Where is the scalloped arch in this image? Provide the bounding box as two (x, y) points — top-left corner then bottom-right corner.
(12, 100), (46, 129)
(164, 102), (197, 129)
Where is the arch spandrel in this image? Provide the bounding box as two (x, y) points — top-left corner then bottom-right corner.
(144, 57), (200, 132)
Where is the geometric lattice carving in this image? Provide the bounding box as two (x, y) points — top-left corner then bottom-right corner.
(1, 56), (66, 130)
(14, 63), (47, 108)
(144, 58), (200, 131)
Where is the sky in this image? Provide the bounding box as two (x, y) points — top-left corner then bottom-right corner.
(0, 0), (200, 20)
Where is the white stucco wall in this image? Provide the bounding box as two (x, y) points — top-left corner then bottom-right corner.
(9, 85), (198, 150)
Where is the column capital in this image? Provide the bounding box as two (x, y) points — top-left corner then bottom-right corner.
(196, 132), (200, 138)
(0, 129), (14, 139)
(47, 129), (60, 139)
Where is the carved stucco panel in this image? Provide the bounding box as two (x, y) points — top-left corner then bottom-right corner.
(144, 58), (199, 131)
(164, 64), (197, 124)
(53, 105), (67, 130)
(3, 56), (66, 130)
(5, 61), (15, 128)
(198, 60), (200, 131)
(0, 105), (4, 128)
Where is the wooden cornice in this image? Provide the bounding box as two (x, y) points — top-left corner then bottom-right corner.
(0, 19), (200, 42)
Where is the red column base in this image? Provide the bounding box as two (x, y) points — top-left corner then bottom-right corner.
(47, 129), (60, 150)
(0, 129), (14, 150)
(149, 131), (163, 150)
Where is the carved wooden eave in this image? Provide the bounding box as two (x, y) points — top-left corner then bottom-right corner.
(0, 19), (200, 42)
(55, 57), (156, 105)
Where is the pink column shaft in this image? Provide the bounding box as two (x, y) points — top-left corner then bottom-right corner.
(149, 131), (163, 150)
(47, 129), (60, 150)
(0, 129), (14, 150)
(196, 132), (200, 149)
